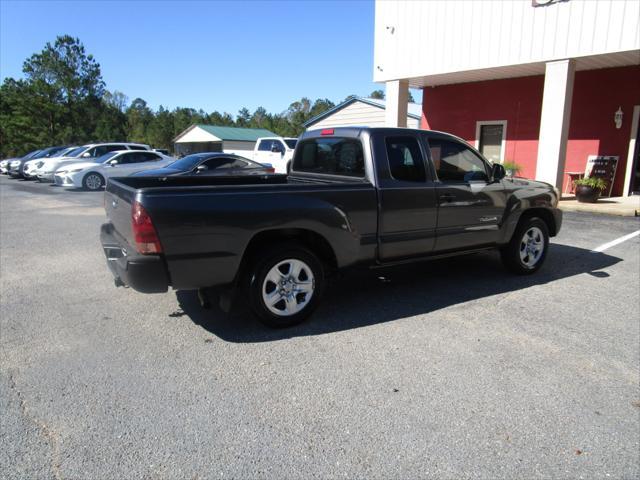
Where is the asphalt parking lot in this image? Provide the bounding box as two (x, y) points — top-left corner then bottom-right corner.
(1, 174), (639, 480)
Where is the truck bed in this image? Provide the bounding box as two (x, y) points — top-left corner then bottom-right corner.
(103, 173), (379, 290)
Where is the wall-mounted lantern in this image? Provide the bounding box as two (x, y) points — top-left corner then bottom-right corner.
(614, 107), (624, 129)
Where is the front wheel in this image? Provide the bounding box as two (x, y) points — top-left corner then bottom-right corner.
(83, 172), (105, 191)
(248, 245), (324, 328)
(501, 217), (549, 274)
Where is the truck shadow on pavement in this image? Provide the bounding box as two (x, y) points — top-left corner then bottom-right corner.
(175, 243), (621, 343)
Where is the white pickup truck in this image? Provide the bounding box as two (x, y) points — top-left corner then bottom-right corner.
(250, 137), (298, 173)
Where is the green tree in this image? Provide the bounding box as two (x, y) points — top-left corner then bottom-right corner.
(236, 107), (251, 127)
(146, 105), (174, 149)
(370, 89), (415, 102)
(94, 99), (127, 142)
(126, 98), (153, 143)
(208, 111), (235, 127)
(0, 79), (51, 156)
(250, 107), (269, 129)
(104, 90), (129, 112)
(22, 35), (105, 143)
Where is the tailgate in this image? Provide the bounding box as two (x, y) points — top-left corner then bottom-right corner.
(104, 178), (136, 247)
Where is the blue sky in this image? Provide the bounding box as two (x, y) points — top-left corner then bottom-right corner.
(0, 0), (419, 116)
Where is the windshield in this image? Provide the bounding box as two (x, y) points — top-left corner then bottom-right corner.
(53, 147), (76, 158)
(23, 150), (41, 160)
(166, 153), (211, 171)
(32, 150), (52, 159)
(65, 147), (87, 158)
(284, 139), (297, 149)
(34, 147), (64, 159)
(94, 151), (120, 164)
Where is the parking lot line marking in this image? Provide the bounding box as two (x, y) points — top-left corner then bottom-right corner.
(591, 230), (640, 253)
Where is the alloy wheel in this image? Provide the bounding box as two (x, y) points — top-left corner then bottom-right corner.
(519, 226), (544, 268)
(261, 258), (315, 316)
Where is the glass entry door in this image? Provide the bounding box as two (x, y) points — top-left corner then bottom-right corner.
(477, 122), (505, 163)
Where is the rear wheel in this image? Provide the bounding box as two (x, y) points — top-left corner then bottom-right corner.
(248, 245), (324, 328)
(83, 172), (104, 191)
(501, 217), (549, 274)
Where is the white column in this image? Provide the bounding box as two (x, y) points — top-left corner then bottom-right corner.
(623, 105), (640, 196)
(535, 59), (576, 189)
(385, 80), (409, 127)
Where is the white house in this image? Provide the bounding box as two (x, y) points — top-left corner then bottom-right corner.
(303, 96), (421, 130)
(374, 0), (640, 196)
(173, 125), (277, 157)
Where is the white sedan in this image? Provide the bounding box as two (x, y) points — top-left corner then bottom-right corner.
(54, 150), (174, 190)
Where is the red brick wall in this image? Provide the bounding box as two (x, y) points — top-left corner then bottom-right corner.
(422, 65), (640, 195)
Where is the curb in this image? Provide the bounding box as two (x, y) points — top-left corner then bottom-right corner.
(559, 203), (639, 217)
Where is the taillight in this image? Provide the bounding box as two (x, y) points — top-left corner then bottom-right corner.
(321, 129), (334, 136)
(131, 201), (163, 254)
(265, 167), (275, 173)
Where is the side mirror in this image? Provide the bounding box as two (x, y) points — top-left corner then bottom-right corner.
(491, 163), (506, 181)
(196, 165), (208, 173)
(109, 159), (119, 166)
(81, 152), (91, 158)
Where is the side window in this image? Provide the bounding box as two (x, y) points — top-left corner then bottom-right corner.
(202, 157), (236, 170)
(141, 152), (161, 162)
(385, 136), (426, 182)
(258, 140), (271, 152)
(116, 153), (136, 164)
(230, 159), (251, 168)
(428, 139), (489, 183)
(272, 141), (284, 153)
(89, 145), (121, 158)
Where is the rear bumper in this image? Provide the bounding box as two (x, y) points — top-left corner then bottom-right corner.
(100, 222), (170, 293)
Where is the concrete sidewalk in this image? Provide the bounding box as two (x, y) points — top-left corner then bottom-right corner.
(559, 195), (640, 217)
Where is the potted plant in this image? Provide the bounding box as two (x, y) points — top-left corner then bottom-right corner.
(574, 176), (607, 203)
(502, 161), (522, 178)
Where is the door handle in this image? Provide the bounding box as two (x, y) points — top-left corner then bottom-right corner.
(439, 193), (456, 202)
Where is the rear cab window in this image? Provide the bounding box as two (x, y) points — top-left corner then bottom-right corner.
(293, 137), (364, 177)
(385, 136), (427, 183)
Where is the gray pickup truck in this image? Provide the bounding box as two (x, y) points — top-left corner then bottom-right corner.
(101, 127), (562, 327)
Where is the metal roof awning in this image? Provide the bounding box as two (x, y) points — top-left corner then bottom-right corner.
(401, 50), (640, 88)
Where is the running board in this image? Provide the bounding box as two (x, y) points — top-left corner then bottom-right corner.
(372, 246), (496, 269)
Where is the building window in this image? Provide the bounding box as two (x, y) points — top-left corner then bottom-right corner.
(475, 121), (507, 163)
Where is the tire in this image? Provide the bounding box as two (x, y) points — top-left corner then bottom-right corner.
(248, 244), (324, 328)
(82, 172), (105, 191)
(501, 216), (549, 275)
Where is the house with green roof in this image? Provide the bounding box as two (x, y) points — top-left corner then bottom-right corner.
(173, 124), (278, 156)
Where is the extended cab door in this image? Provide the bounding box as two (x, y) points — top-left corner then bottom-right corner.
(425, 135), (507, 252)
(375, 133), (438, 261)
